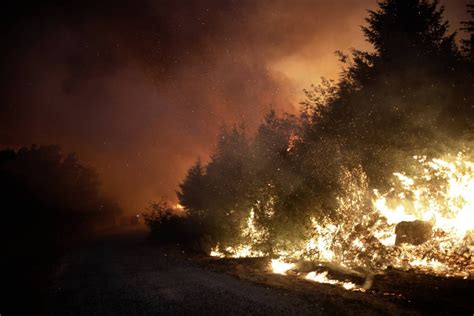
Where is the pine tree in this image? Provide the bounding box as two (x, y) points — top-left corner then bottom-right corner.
(363, 0), (454, 61)
(306, 0), (463, 188)
(461, 4), (474, 59)
(177, 158), (205, 214)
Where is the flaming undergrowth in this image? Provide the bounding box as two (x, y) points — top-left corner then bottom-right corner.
(210, 151), (474, 289)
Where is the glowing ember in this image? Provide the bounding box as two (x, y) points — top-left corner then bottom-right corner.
(173, 203), (185, 211)
(305, 271), (357, 290)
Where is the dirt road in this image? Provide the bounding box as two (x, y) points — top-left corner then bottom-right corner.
(46, 228), (321, 315)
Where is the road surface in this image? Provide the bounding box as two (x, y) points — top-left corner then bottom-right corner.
(47, 228), (321, 315)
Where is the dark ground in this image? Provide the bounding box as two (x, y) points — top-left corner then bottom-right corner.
(45, 228), (474, 315)
(46, 228), (319, 315)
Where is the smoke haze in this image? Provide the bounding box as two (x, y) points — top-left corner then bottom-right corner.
(0, 0), (469, 211)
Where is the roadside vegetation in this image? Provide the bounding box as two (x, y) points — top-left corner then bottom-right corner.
(0, 145), (121, 313)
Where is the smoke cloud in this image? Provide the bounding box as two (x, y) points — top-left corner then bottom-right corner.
(0, 0), (468, 211)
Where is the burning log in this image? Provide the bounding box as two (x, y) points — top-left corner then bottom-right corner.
(395, 220), (432, 245)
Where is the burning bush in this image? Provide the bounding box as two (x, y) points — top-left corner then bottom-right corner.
(208, 152), (474, 278)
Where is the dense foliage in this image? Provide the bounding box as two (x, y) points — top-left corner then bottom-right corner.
(145, 0), (474, 254)
(0, 145), (121, 313)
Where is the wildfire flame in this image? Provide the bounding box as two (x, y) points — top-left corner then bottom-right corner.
(270, 259), (295, 274)
(305, 271), (357, 290)
(375, 155), (474, 238)
(210, 151), (474, 290)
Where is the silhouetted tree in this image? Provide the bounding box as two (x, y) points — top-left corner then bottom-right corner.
(301, 0), (470, 189)
(249, 111), (310, 252)
(177, 159), (206, 217)
(201, 126), (252, 247)
(363, 0), (454, 62)
(462, 4), (474, 59)
(0, 145), (121, 314)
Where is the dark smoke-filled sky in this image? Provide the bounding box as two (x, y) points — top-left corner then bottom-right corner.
(0, 0), (469, 212)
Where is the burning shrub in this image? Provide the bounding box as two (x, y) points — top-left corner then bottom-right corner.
(208, 152), (474, 277)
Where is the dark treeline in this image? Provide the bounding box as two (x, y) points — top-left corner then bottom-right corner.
(0, 145), (121, 313)
(146, 0), (474, 253)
